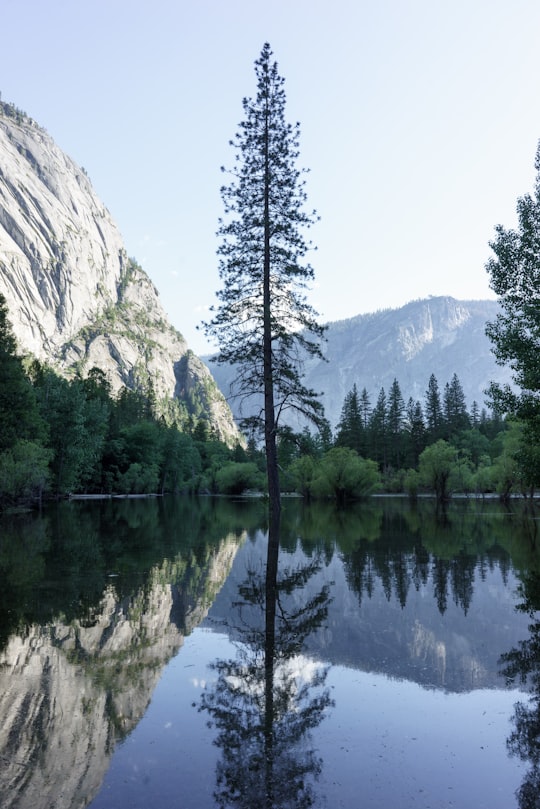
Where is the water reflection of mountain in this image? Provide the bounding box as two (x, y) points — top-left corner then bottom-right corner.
(316, 550), (525, 691)
(0, 496), (536, 808)
(0, 498), (253, 809)
(207, 499), (533, 694)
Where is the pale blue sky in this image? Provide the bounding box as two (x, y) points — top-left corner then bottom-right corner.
(2, 0), (540, 353)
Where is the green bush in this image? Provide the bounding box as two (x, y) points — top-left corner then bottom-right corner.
(0, 440), (51, 507)
(115, 462), (160, 494)
(288, 455), (317, 499)
(313, 447), (380, 504)
(418, 440), (457, 501)
(215, 462), (264, 495)
(471, 460), (496, 495)
(403, 468), (420, 498)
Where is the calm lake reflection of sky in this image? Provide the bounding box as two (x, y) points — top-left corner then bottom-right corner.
(89, 629), (526, 809)
(1, 497), (537, 809)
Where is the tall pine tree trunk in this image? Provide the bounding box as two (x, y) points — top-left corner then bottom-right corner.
(203, 44), (324, 519)
(263, 98), (281, 519)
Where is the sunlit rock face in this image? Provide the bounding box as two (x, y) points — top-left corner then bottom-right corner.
(1, 625), (120, 809)
(0, 534), (240, 809)
(0, 105), (125, 357)
(0, 101), (238, 443)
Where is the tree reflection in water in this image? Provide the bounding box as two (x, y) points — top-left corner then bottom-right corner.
(500, 570), (540, 809)
(200, 517), (333, 808)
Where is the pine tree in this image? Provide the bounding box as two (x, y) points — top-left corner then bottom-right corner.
(203, 43), (325, 517)
(387, 378), (405, 467)
(425, 373), (443, 440)
(368, 388), (388, 468)
(359, 387), (371, 429)
(405, 397), (426, 467)
(335, 383), (364, 454)
(443, 372), (470, 436)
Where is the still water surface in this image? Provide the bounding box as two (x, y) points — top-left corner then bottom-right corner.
(1, 496), (539, 808)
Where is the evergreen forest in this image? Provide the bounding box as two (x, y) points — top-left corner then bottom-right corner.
(0, 290), (535, 511)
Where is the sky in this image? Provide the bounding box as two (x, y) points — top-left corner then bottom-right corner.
(2, 0), (540, 354)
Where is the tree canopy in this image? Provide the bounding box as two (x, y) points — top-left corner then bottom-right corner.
(485, 140), (540, 485)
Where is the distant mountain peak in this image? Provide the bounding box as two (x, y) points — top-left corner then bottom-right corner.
(205, 296), (511, 430)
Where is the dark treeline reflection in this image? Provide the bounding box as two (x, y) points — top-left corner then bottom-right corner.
(200, 515), (333, 809)
(500, 570), (540, 809)
(0, 495), (266, 652)
(1, 496), (536, 651)
(2, 496), (537, 652)
(277, 497), (539, 616)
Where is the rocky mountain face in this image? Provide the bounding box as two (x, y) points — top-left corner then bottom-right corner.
(0, 100), (238, 443)
(205, 296), (513, 430)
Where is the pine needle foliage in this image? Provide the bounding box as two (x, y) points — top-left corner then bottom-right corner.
(203, 43), (325, 513)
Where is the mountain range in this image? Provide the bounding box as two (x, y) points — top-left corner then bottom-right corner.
(205, 295), (513, 430)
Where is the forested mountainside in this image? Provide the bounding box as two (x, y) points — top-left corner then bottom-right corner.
(0, 100), (237, 443)
(205, 296), (513, 430)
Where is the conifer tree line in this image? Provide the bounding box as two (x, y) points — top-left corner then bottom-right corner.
(333, 372), (500, 469)
(270, 372), (532, 504)
(319, 372), (513, 499)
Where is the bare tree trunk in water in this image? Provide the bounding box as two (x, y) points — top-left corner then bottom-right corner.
(264, 512), (280, 808)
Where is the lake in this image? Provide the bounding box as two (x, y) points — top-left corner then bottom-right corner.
(1, 495), (539, 809)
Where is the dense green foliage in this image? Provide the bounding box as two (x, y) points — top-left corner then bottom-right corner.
(0, 296), (47, 455)
(485, 140), (540, 491)
(215, 462), (265, 495)
(0, 297), (50, 506)
(277, 373), (523, 503)
(0, 293), (248, 509)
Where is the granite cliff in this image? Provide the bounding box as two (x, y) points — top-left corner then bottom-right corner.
(0, 100), (238, 443)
